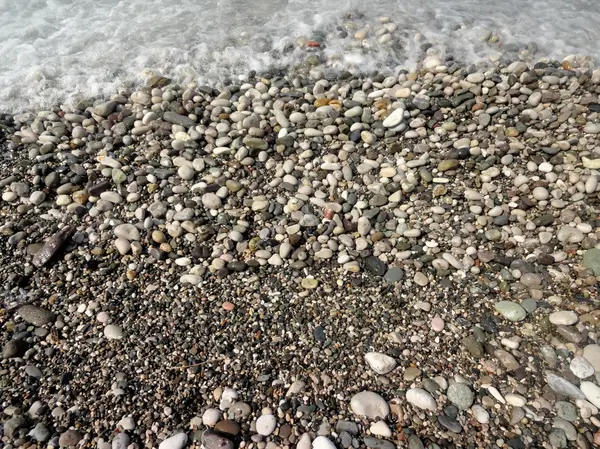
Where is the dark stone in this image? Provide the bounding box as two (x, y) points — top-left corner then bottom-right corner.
(2, 339), (28, 359)
(437, 415), (462, 433)
(18, 305), (55, 326)
(365, 256), (387, 276)
(314, 326), (326, 343)
(506, 437), (525, 449)
(202, 431), (234, 449)
(363, 437), (396, 449)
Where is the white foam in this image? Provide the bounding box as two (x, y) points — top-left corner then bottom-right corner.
(0, 0), (599, 112)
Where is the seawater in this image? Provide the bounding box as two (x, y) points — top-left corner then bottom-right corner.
(0, 0), (599, 112)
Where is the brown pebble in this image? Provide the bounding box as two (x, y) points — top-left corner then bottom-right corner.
(214, 419), (241, 436)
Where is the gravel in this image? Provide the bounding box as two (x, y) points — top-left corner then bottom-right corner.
(1, 49), (600, 449)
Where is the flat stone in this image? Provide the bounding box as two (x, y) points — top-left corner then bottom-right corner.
(461, 336), (484, 358)
(383, 267), (404, 283)
(365, 256), (387, 276)
(546, 373), (585, 399)
(2, 339), (28, 358)
(406, 388), (437, 410)
(495, 301), (527, 322)
(581, 381), (600, 407)
(104, 325), (123, 340)
(437, 159), (459, 172)
(583, 344), (600, 371)
(438, 415), (462, 433)
(164, 111), (196, 128)
(554, 401), (577, 422)
(494, 349), (520, 370)
(18, 305), (55, 326)
(471, 405), (489, 423)
(382, 108), (405, 127)
(29, 422), (51, 442)
(365, 352), (396, 374)
(214, 420), (241, 436)
(549, 311), (578, 326)
(350, 391), (390, 419)
(583, 248), (600, 275)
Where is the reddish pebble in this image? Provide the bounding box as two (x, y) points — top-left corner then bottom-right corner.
(222, 302), (235, 311)
(595, 432), (600, 445)
(431, 316), (445, 332)
(306, 40), (320, 47)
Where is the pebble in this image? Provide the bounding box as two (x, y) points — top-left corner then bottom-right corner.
(406, 388), (437, 410)
(446, 383), (474, 410)
(350, 391), (390, 419)
(495, 301), (527, 322)
(159, 433), (188, 449)
(364, 352), (396, 374)
(104, 324), (123, 339)
(256, 414), (277, 436)
(581, 382), (600, 407)
(312, 436), (336, 449)
(570, 356), (595, 379)
(549, 311), (578, 326)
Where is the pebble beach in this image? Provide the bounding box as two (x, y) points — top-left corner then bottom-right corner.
(2, 12), (600, 449)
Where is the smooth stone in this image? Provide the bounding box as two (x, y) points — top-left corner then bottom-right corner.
(202, 408), (221, 426)
(382, 108), (405, 127)
(555, 401), (577, 422)
(256, 414), (277, 436)
(549, 311), (578, 326)
(59, 430), (82, 447)
(202, 432), (234, 449)
(312, 436), (336, 449)
(581, 381), (600, 407)
(350, 391), (390, 419)
(583, 345), (600, 371)
(495, 301), (527, 322)
(446, 383), (474, 410)
(583, 248), (600, 275)
(104, 324), (123, 340)
(29, 423), (51, 442)
(202, 193), (222, 210)
(383, 267), (404, 283)
(18, 305), (55, 326)
(438, 415), (462, 433)
(406, 388), (437, 410)
(159, 433), (188, 449)
(365, 256), (387, 276)
(365, 352), (396, 374)
(114, 224), (140, 241)
(369, 421), (391, 437)
(471, 405), (489, 423)
(546, 373), (585, 399)
(570, 356), (595, 379)
(112, 433), (130, 449)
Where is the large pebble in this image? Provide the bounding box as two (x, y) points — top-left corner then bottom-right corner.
(581, 382), (600, 407)
(583, 345), (600, 371)
(159, 433), (188, 449)
(549, 311), (578, 325)
(546, 373), (585, 399)
(570, 357), (595, 379)
(18, 305), (55, 326)
(495, 301), (526, 322)
(350, 391), (390, 419)
(365, 352), (396, 374)
(256, 414), (276, 436)
(312, 436), (336, 449)
(406, 388), (437, 410)
(447, 383), (474, 410)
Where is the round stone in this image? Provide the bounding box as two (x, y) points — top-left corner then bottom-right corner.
(202, 408), (221, 426)
(471, 405), (489, 423)
(202, 193), (222, 210)
(59, 430), (82, 447)
(256, 414), (276, 436)
(495, 301), (527, 322)
(446, 383), (474, 410)
(570, 357), (594, 379)
(350, 391), (390, 419)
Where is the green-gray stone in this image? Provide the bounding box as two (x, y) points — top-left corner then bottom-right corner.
(226, 180), (242, 193)
(495, 301), (527, 322)
(583, 248), (600, 275)
(437, 159), (459, 172)
(112, 168), (126, 184)
(243, 137), (268, 150)
(446, 383), (474, 410)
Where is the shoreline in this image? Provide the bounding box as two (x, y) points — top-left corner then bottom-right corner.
(1, 59), (600, 449)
